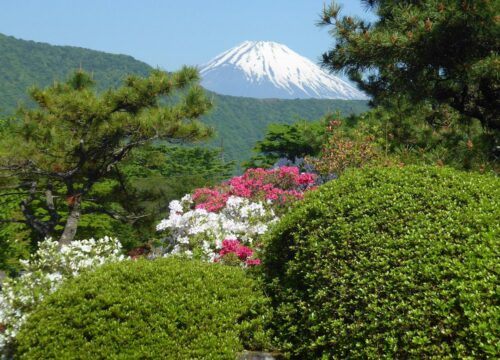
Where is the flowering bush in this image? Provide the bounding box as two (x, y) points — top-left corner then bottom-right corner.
(157, 167), (317, 264)
(216, 239), (261, 267)
(0, 236), (124, 357)
(156, 195), (276, 262)
(274, 157), (338, 185)
(194, 166), (316, 211)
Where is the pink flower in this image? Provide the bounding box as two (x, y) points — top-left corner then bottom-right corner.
(219, 239), (240, 254)
(217, 239), (260, 266)
(192, 188), (229, 213)
(189, 166), (317, 213)
(235, 245), (254, 260)
(245, 258), (261, 266)
(298, 172), (316, 185)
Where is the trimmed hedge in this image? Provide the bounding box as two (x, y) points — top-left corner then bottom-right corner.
(15, 258), (271, 359)
(263, 166), (500, 359)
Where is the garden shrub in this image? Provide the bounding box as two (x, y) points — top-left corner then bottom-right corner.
(15, 257), (272, 359)
(0, 236), (124, 356)
(155, 166), (317, 263)
(263, 166), (500, 359)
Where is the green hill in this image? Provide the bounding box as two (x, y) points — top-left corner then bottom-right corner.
(0, 33), (368, 165)
(203, 94), (367, 164)
(0, 33), (151, 111)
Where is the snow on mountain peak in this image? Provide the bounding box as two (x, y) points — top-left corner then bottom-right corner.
(200, 41), (368, 100)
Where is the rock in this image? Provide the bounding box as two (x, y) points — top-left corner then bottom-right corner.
(0, 270), (6, 288)
(238, 351), (281, 360)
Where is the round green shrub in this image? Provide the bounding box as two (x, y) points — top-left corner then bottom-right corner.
(15, 258), (272, 359)
(263, 166), (500, 359)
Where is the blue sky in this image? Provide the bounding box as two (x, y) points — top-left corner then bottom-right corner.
(0, 1), (376, 71)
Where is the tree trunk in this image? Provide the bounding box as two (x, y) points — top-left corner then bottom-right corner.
(59, 197), (81, 245)
(45, 183), (59, 237)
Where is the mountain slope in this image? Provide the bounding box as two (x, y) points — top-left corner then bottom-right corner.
(0, 33), (151, 112)
(201, 41), (367, 100)
(202, 94), (367, 165)
(0, 33), (368, 166)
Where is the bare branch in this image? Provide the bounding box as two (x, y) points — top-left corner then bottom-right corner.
(83, 206), (148, 224)
(0, 219), (27, 224)
(20, 181), (50, 237)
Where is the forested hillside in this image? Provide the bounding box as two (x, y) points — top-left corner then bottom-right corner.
(0, 33), (151, 111)
(0, 33), (368, 164)
(203, 94), (367, 163)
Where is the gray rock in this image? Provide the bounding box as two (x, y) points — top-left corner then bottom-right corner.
(0, 270), (6, 289)
(238, 351), (281, 360)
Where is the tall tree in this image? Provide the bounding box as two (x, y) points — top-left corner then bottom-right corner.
(0, 68), (212, 245)
(319, 0), (500, 131)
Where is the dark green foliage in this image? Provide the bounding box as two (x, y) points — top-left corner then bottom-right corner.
(0, 193), (31, 274)
(263, 166), (500, 358)
(245, 119), (326, 169)
(16, 258), (272, 359)
(320, 1), (500, 131)
(345, 99), (499, 172)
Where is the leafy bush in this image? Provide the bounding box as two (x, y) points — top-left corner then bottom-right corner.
(307, 117), (379, 176)
(263, 166), (500, 359)
(0, 237), (124, 356)
(15, 258), (272, 359)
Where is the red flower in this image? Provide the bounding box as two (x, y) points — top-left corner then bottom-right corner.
(245, 258), (261, 266)
(217, 239), (261, 266)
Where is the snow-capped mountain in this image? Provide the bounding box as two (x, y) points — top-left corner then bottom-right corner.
(200, 41), (367, 100)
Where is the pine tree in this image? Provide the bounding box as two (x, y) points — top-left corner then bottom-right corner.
(245, 120), (326, 169)
(0, 68), (212, 245)
(319, 0), (500, 131)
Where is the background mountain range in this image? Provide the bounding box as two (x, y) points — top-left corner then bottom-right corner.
(0, 33), (369, 166)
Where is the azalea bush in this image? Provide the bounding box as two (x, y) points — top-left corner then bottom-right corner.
(192, 166), (317, 212)
(156, 166), (317, 265)
(156, 194), (276, 264)
(0, 237), (124, 357)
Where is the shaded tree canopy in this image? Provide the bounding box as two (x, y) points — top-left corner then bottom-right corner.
(319, 0), (500, 131)
(244, 120), (326, 169)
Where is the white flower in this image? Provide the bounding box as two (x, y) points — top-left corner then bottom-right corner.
(177, 237), (190, 244)
(170, 245), (181, 255)
(181, 193), (192, 203)
(156, 219), (170, 232)
(0, 236), (125, 355)
(46, 272), (63, 282)
(157, 194), (278, 261)
(169, 200), (183, 213)
(79, 244), (92, 253)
